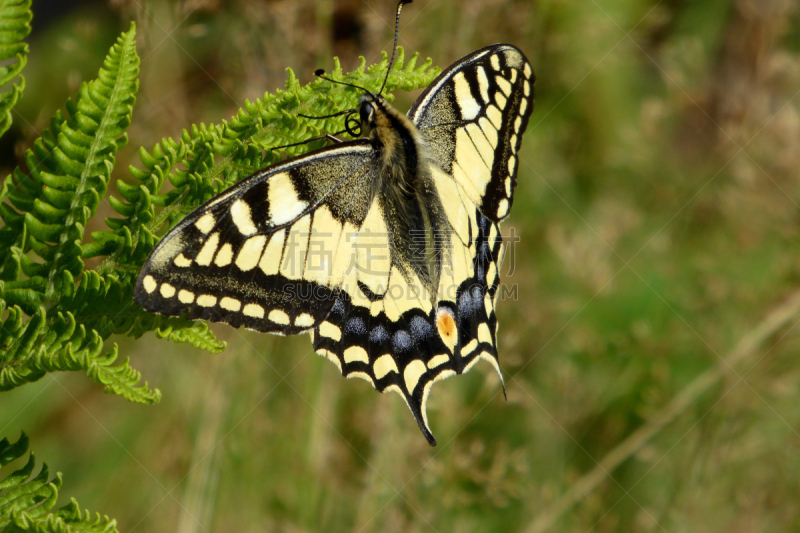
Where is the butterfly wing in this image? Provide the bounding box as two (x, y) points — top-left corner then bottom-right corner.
(311, 46), (534, 445)
(409, 44), (534, 221)
(135, 141), (379, 334)
(406, 44), (533, 436)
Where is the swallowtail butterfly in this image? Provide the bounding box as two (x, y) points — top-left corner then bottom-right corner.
(135, 1), (534, 445)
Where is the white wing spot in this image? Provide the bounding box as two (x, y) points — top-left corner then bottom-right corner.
(490, 54), (501, 71)
(231, 199), (258, 236)
(524, 62), (532, 78)
(269, 172), (308, 226)
(519, 98), (527, 116)
(497, 198), (509, 218)
(220, 297), (241, 311)
(476, 67), (490, 103)
(487, 261), (498, 287)
(295, 313), (314, 328)
(259, 230), (285, 276)
(508, 155), (516, 177)
(143, 275), (157, 293)
(453, 72), (480, 121)
(374, 354), (398, 379)
(496, 75), (512, 96)
(484, 291), (494, 317)
(514, 115), (522, 133)
(487, 105), (503, 129)
(404, 360), (427, 393)
(505, 176), (512, 196)
(197, 294), (217, 307)
(160, 283), (176, 298)
(420, 381), (434, 432)
(236, 235), (267, 271)
(195, 213), (215, 234)
(178, 289), (195, 303)
(478, 322), (493, 344)
(268, 309), (290, 325)
(214, 243), (234, 267)
(344, 346), (369, 364)
(195, 232), (220, 266)
(523, 80), (531, 97)
(243, 303), (265, 318)
(462, 338), (478, 357)
(495, 91), (507, 109)
(428, 354), (450, 369)
(320, 321), (341, 342)
(347, 371), (375, 387)
(510, 69), (518, 83)
(174, 253), (192, 267)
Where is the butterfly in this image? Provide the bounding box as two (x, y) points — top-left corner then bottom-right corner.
(135, 4), (534, 446)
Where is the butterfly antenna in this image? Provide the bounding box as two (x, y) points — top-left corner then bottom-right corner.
(297, 108), (353, 120)
(379, 0), (413, 95)
(312, 69), (368, 93)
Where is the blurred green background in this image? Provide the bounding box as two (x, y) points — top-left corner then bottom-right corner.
(3, 0), (800, 531)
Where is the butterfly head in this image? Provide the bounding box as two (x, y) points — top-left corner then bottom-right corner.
(357, 92), (387, 139)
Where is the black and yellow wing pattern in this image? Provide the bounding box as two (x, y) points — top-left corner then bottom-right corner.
(135, 44), (534, 445)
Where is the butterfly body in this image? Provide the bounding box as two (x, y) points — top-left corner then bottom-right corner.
(136, 44), (534, 445)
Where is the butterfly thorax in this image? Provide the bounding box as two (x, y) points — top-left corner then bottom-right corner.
(358, 93), (450, 300)
(358, 93), (420, 189)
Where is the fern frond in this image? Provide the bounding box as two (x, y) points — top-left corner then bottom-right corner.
(0, 433), (119, 533)
(0, 0), (31, 137)
(0, 300), (160, 403)
(0, 25), (160, 403)
(0, 23), (138, 304)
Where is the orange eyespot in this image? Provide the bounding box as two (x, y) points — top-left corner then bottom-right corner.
(436, 308), (457, 349)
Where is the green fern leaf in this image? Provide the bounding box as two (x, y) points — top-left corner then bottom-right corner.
(0, 25), (160, 404)
(0, 22), (138, 304)
(0, 0), (31, 137)
(0, 303), (160, 404)
(0, 433), (119, 533)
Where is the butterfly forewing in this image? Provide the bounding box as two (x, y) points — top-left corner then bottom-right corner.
(409, 44), (534, 222)
(135, 142), (377, 334)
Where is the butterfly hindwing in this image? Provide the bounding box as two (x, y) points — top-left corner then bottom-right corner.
(409, 44), (534, 222)
(310, 200), (504, 444)
(135, 142), (378, 334)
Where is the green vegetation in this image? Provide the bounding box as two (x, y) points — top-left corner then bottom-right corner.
(2, 0), (800, 532)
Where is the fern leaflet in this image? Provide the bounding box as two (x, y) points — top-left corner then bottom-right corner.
(0, 0), (31, 137)
(0, 433), (119, 533)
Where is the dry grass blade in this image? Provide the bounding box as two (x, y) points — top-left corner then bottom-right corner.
(525, 289), (800, 533)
